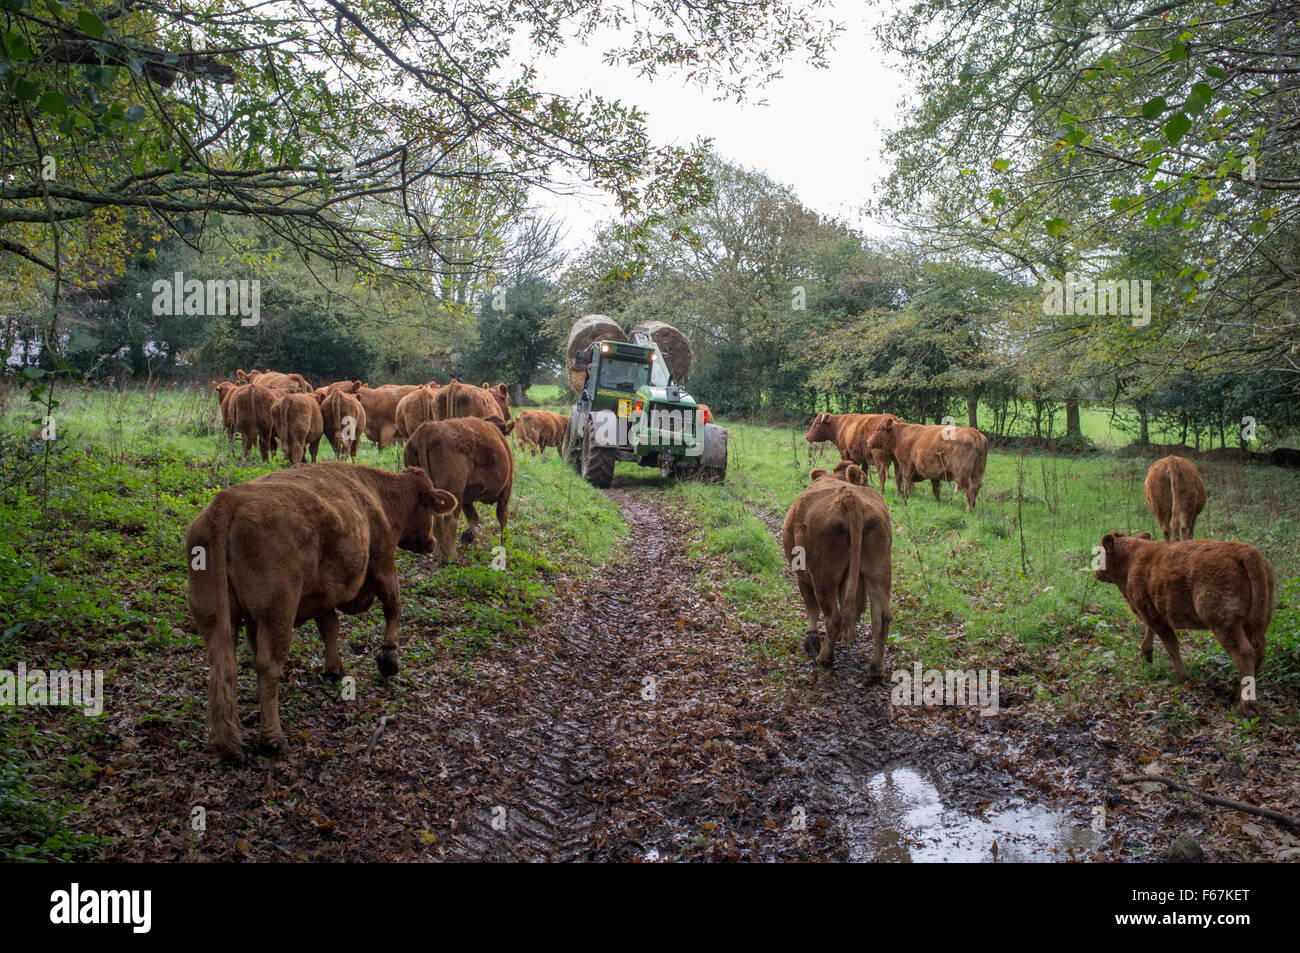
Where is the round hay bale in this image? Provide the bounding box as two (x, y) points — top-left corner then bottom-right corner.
(566, 315), (626, 394)
(630, 321), (691, 382)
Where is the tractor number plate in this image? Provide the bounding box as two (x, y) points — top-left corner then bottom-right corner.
(617, 399), (633, 418)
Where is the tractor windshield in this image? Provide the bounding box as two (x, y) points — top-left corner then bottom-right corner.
(598, 356), (670, 391)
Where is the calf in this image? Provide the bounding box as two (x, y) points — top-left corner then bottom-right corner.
(212, 381), (239, 437)
(271, 392), (324, 465)
(396, 385), (442, 440)
(357, 384), (418, 449)
(1144, 455), (1206, 541)
(231, 382), (278, 463)
(513, 409), (568, 457)
(404, 417), (515, 562)
(186, 462), (458, 759)
(865, 415), (987, 508)
(481, 382), (513, 419)
(782, 464), (892, 674)
(318, 388), (367, 460)
(1094, 531), (1274, 716)
(239, 369), (313, 394)
(805, 412), (896, 493)
(437, 380), (506, 422)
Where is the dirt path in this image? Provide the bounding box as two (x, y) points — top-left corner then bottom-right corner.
(95, 486), (1156, 861)
(437, 488), (1122, 861)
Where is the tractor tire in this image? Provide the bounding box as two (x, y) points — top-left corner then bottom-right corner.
(564, 411), (582, 470)
(580, 426), (616, 489)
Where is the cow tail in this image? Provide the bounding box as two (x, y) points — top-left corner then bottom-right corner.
(842, 501), (864, 645)
(1167, 464), (1180, 538)
(198, 498), (241, 757)
(326, 390), (343, 450)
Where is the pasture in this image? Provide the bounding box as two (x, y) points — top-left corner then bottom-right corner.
(0, 385), (1296, 861)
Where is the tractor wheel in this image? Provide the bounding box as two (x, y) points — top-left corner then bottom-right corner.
(564, 413), (582, 470)
(580, 427), (616, 489)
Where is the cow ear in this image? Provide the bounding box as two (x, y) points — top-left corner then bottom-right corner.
(810, 468), (828, 482)
(431, 488), (458, 514)
(846, 465), (867, 485)
(1138, 531), (1152, 540)
(497, 384), (509, 397)
(1101, 532), (1117, 554)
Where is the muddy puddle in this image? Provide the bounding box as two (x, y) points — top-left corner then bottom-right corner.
(854, 765), (1097, 862)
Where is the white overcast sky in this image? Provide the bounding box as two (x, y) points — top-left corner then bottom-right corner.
(522, 3), (909, 252)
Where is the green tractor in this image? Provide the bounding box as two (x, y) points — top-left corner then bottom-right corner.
(564, 333), (728, 488)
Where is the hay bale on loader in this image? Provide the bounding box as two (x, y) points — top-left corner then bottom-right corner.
(629, 321), (691, 382)
(566, 315), (626, 395)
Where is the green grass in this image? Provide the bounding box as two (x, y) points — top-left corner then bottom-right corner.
(622, 416), (1300, 729)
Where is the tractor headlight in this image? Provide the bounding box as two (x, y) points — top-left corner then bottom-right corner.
(600, 343), (609, 353)
(649, 352), (657, 360)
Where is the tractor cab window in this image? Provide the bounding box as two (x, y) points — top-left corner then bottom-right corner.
(598, 357), (648, 391)
(648, 357), (670, 387)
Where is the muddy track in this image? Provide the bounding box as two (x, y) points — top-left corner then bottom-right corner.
(439, 488), (1121, 861)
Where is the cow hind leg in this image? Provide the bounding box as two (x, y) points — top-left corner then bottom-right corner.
(460, 500), (481, 545)
(795, 575), (822, 657)
(1153, 622), (1189, 684)
(252, 616), (293, 754)
(316, 611), (344, 681)
(813, 579), (842, 667)
(866, 576), (891, 682)
(1222, 624), (1260, 717)
(309, 438), (320, 462)
(931, 478), (942, 502)
(1139, 626), (1154, 665)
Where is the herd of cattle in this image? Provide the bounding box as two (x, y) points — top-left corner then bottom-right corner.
(186, 384), (1277, 761)
(794, 411), (1275, 720)
(191, 368), (569, 759)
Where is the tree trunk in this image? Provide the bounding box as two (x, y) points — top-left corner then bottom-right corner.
(1137, 405), (1150, 445)
(1065, 393), (1081, 438)
(967, 388), (978, 430)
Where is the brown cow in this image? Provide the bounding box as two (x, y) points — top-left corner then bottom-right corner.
(238, 369), (313, 394)
(1094, 531), (1274, 717)
(317, 388), (367, 460)
(396, 385), (443, 440)
(782, 464), (892, 673)
(212, 381), (239, 437)
(231, 382), (278, 463)
(865, 415), (987, 508)
(437, 379), (505, 422)
(271, 392), (324, 465)
(404, 417), (515, 562)
(186, 462), (458, 759)
(1144, 455), (1207, 542)
(357, 384), (419, 449)
(513, 409), (568, 457)
(481, 382), (512, 419)
(805, 412), (896, 494)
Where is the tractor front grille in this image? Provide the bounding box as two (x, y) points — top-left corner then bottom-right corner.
(648, 403), (695, 441)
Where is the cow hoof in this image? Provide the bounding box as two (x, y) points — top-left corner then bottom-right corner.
(802, 631), (822, 657)
(212, 743), (245, 765)
(865, 666), (884, 684)
(459, 528), (476, 546)
(260, 736), (289, 756)
(376, 646), (399, 678)
(817, 651), (835, 669)
(322, 667), (343, 683)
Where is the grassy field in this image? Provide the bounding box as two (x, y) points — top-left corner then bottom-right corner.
(644, 418), (1300, 751)
(1, 384), (1296, 859)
